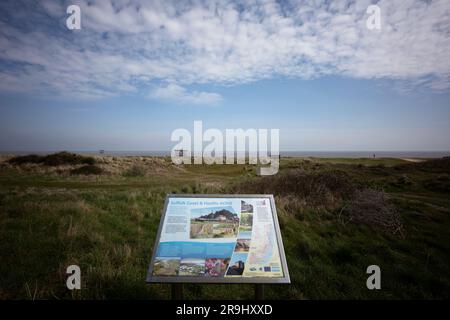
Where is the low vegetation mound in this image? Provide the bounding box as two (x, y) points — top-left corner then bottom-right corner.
(418, 157), (450, 172)
(395, 157), (450, 173)
(233, 169), (403, 235)
(8, 152), (96, 166)
(233, 169), (356, 206)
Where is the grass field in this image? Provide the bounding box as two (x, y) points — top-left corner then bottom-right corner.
(0, 154), (449, 299)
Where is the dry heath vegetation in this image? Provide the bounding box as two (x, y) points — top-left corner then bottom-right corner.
(0, 153), (449, 299)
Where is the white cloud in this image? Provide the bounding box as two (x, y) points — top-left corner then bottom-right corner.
(150, 84), (222, 105)
(0, 0), (449, 100)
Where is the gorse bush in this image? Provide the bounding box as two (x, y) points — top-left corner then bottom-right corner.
(43, 152), (96, 166)
(8, 152), (96, 166)
(233, 169), (404, 235)
(6, 154), (42, 165)
(232, 169), (356, 207)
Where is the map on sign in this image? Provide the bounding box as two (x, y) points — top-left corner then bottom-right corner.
(146, 195), (290, 283)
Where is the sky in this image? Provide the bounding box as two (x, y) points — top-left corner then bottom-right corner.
(0, 0), (449, 152)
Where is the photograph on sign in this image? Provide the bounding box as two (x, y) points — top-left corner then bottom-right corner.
(147, 195), (289, 283)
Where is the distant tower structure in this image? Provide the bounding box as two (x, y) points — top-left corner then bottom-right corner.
(174, 149), (184, 157)
(373, 154), (376, 158)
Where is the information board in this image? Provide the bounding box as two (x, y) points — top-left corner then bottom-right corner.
(146, 194), (290, 283)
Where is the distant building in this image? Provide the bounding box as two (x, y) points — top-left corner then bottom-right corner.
(174, 149), (184, 157)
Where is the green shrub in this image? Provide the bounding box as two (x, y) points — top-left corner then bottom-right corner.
(7, 154), (42, 165)
(232, 169), (355, 207)
(43, 152), (96, 166)
(9, 152), (96, 166)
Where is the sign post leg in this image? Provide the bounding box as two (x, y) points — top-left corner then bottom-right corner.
(255, 284), (265, 300)
(171, 283), (183, 300)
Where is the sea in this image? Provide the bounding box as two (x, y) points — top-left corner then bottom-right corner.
(0, 151), (449, 158)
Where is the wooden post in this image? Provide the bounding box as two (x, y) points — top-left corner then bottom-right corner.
(171, 283), (183, 300)
(255, 284), (265, 300)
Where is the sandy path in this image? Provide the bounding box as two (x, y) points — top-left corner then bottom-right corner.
(400, 158), (426, 163)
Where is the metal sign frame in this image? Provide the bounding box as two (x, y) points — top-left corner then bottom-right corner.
(146, 194), (290, 284)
